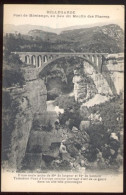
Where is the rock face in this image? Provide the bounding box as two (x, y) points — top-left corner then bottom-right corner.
(22, 127), (65, 169)
(73, 68), (98, 103)
(72, 59), (124, 105)
(2, 68), (47, 170)
(83, 61), (113, 96)
(83, 60), (124, 96)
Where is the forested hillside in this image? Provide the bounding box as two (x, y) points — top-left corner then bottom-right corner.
(4, 24), (124, 53)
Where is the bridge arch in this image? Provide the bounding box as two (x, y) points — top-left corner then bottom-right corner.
(31, 55), (36, 66)
(39, 55), (117, 95)
(91, 55), (95, 63)
(37, 55), (42, 68)
(95, 55), (99, 66)
(25, 55), (30, 64)
(40, 55), (100, 73)
(43, 55), (48, 63)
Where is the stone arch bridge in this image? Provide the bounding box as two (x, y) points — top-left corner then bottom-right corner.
(14, 52), (108, 73)
(13, 52), (118, 95)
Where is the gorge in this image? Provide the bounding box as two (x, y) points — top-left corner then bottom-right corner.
(2, 24), (124, 171)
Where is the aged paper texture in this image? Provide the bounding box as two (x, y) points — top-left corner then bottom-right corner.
(2, 4), (124, 192)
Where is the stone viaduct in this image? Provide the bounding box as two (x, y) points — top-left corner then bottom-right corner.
(13, 52), (123, 95)
(13, 52), (108, 72)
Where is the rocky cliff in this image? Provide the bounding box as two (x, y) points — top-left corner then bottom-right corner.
(73, 69), (98, 103)
(2, 67), (47, 170)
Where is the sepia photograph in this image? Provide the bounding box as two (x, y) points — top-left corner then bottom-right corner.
(1, 4), (124, 192)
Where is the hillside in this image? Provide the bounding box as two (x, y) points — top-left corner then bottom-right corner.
(60, 24), (124, 53)
(4, 23), (119, 35)
(4, 24), (124, 53)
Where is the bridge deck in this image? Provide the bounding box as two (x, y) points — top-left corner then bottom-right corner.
(13, 52), (108, 55)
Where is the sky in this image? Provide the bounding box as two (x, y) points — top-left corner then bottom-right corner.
(4, 5), (124, 29)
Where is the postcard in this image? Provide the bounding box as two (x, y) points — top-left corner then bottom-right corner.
(1, 4), (124, 192)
